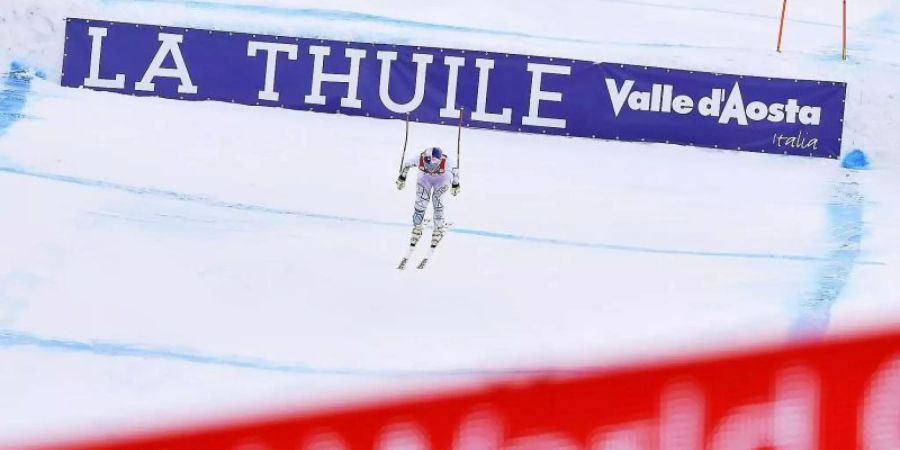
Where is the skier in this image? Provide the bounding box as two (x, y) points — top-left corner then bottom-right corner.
(396, 146), (460, 250)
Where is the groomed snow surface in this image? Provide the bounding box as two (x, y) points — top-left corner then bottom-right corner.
(1, 0), (899, 444)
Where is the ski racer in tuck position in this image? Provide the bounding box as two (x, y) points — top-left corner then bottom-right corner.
(396, 146), (460, 249)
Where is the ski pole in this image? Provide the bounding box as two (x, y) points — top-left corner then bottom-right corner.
(398, 113), (410, 172)
(456, 108), (463, 170)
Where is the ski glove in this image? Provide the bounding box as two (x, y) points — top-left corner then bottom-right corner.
(451, 183), (461, 196)
(396, 175), (406, 190)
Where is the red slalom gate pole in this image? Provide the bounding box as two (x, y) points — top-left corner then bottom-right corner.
(843, 0), (848, 60)
(776, 0), (788, 53)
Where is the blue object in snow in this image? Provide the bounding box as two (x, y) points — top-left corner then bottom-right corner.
(841, 149), (870, 170)
(9, 61), (27, 73)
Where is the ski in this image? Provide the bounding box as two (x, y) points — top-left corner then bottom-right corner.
(398, 221), (453, 270)
(416, 246), (434, 269)
(397, 225), (425, 270)
(416, 227), (447, 270)
(397, 244), (416, 270)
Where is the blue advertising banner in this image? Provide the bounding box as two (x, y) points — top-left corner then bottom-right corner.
(61, 18), (847, 158)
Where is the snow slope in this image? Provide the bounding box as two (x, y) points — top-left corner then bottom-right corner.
(1, 0), (899, 443)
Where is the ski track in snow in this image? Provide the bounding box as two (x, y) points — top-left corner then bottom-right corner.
(0, 329), (577, 378)
(793, 178), (866, 336)
(0, 166), (883, 266)
(0, 66), (33, 138)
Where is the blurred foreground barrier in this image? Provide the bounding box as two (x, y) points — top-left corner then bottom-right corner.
(44, 328), (900, 449)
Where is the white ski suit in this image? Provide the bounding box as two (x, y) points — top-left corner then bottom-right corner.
(399, 149), (459, 229)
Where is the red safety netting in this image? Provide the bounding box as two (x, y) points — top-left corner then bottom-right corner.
(39, 328), (900, 450)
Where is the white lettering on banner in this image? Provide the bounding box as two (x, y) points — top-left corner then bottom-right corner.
(134, 33), (197, 94)
(303, 432), (349, 450)
(606, 79), (635, 117)
(523, 63), (571, 129)
(440, 56), (466, 119)
(672, 95), (694, 115)
(608, 80), (691, 118)
(717, 84), (822, 126)
(709, 368), (818, 450)
(605, 79), (823, 127)
(746, 101), (769, 121)
(589, 384), (703, 450)
(591, 423), (653, 450)
(304, 46), (367, 109)
(719, 83), (749, 125)
(800, 105), (821, 125)
(773, 130), (819, 151)
(862, 355), (900, 450)
(785, 100), (801, 124)
(376, 422), (429, 450)
(698, 88), (724, 118)
(454, 410), (581, 450)
(471, 58), (512, 124)
(506, 433), (581, 450)
(628, 90), (651, 113)
(660, 384), (705, 450)
(350, 367), (819, 450)
(377, 52), (434, 114)
(660, 84), (673, 113)
(247, 41), (298, 102)
(454, 410), (503, 450)
(650, 84), (663, 112)
(84, 27), (125, 89)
